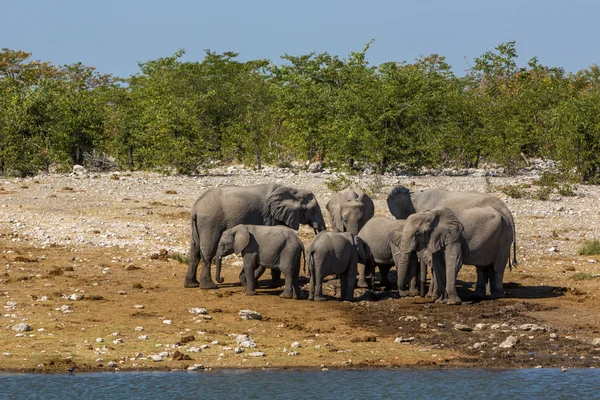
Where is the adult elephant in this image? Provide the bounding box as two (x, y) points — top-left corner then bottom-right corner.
(387, 185), (517, 267)
(357, 215), (419, 293)
(396, 206), (513, 304)
(326, 188), (374, 235)
(185, 183), (327, 289)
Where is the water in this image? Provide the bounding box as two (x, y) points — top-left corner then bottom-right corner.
(0, 368), (598, 400)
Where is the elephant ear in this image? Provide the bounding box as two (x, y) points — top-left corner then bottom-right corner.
(386, 185), (413, 219)
(427, 207), (464, 254)
(353, 235), (370, 263)
(388, 229), (404, 249)
(233, 225), (251, 254)
(326, 195), (343, 232)
(356, 190), (375, 225)
(267, 187), (302, 230)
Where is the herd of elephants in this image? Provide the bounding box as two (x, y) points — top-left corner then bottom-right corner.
(183, 183), (516, 305)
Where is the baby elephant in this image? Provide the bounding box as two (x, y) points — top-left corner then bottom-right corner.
(215, 225), (304, 298)
(307, 231), (370, 301)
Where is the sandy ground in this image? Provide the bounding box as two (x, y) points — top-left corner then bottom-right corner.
(1, 166), (600, 372)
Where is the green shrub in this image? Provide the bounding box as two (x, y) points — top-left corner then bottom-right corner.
(571, 272), (593, 281)
(501, 185), (526, 199)
(276, 161), (293, 169)
(168, 252), (190, 264)
(532, 186), (552, 201)
(577, 239), (600, 256)
(325, 174), (353, 192)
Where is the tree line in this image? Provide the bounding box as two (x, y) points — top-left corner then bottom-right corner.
(1, 42), (599, 182)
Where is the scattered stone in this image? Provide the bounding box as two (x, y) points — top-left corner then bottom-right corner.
(138, 335), (149, 340)
(499, 336), (520, 349)
(549, 333), (558, 339)
(473, 342), (487, 349)
(211, 340), (219, 345)
(519, 324), (546, 332)
(150, 355), (164, 362)
(135, 326), (144, 332)
(62, 294), (84, 301)
(72, 165), (87, 176)
(548, 247), (558, 253)
(188, 347), (201, 353)
(474, 323), (488, 331)
(96, 338), (104, 343)
(248, 352), (266, 357)
(288, 352), (300, 356)
(133, 305), (144, 309)
(112, 338), (124, 344)
(592, 338), (600, 347)
(235, 347), (244, 354)
(163, 320), (173, 325)
(117, 291), (127, 295)
(125, 264), (141, 270)
(111, 332), (121, 336)
(173, 351), (192, 361)
(179, 335), (195, 344)
(13, 323), (32, 333)
(236, 334), (257, 348)
(454, 324), (473, 332)
(187, 364), (204, 371)
(308, 162), (323, 173)
(291, 341), (301, 348)
(400, 316), (418, 322)
(394, 337), (415, 343)
(239, 310), (262, 321)
(200, 345), (211, 349)
(490, 324), (501, 330)
(189, 308), (208, 315)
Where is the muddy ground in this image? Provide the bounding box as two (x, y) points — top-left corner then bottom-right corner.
(1, 167), (600, 372)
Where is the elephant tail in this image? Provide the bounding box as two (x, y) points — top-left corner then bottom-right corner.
(511, 225), (517, 269)
(190, 212), (202, 261)
(307, 250), (314, 279)
(301, 244), (307, 277)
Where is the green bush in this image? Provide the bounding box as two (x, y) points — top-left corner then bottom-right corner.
(532, 186), (552, 201)
(501, 185), (526, 199)
(325, 174), (353, 192)
(168, 252), (190, 264)
(571, 272), (593, 281)
(577, 239), (600, 256)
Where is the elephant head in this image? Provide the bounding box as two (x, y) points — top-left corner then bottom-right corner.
(326, 189), (374, 234)
(215, 225), (254, 284)
(352, 234), (371, 265)
(268, 187), (326, 233)
(387, 185), (415, 219)
(395, 207), (464, 302)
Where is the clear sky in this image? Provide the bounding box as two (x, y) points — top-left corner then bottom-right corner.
(3, 0), (598, 77)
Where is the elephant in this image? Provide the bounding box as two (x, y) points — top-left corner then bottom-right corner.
(387, 185), (517, 265)
(185, 183), (327, 289)
(214, 225), (304, 298)
(307, 231), (370, 301)
(387, 185), (517, 297)
(356, 215), (419, 294)
(326, 188), (374, 235)
(396, 206), (514, 304)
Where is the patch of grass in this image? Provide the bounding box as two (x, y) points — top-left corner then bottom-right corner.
(532, 186), (552, 201)
(362, 175), (384, 197)
(577, 239), (600, 256)
(571, 272), (593, 281)
(276, 161), (293, 169)
(501, 185), (526, 199)
(168, 252), (190, 264)
(325, 174), (353, 192)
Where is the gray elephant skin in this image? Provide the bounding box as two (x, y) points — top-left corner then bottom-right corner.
(185, 183), (326, 289)
(307, 231), (370, 301)
(215, 225), (304, 298)
(357, 215), (419, 294)
(397, 206), (514, 304)
(326, 188), (374, 235)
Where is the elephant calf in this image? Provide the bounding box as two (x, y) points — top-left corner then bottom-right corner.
(307, 231), (370, 301)
(215, 225), (304, 298)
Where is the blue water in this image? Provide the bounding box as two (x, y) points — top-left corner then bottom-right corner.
(0, 368), (598, 400)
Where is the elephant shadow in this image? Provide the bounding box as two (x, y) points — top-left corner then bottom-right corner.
(454, 280), (566, 300)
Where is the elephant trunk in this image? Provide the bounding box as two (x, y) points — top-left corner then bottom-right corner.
(215, 255), (225, 284)
(420, 260), (427, 297)
(396, 235), (416, 296)
(346, 220), (360, 236)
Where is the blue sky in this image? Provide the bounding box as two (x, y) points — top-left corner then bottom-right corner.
(3, 0), (597, 77)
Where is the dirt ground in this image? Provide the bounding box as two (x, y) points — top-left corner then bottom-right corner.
(1, 167), (600, 372)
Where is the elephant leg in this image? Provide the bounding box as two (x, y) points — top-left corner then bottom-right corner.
(443, 245), (462, 305)
(308, 264), (315, 300)
(490, 252), (509, 299)
(196, 233), (219, 289)
(280, 268), (294, 299)
(432, 255), (447, 303)
(426, 269), (438, 299)
(343, 261), (358, 301)
(407, 253), (419, 297)
(269, 268), (284, 288)
(184, 240), (201, 288)
(378, 265), (392, 289)
(356, 262), (369, 288)
(473, 267), (488, 300)
(313, 263), (327, 301)
(243, 254), (258, 295)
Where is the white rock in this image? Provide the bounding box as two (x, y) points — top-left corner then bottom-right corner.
(111, 332), (120, 336)
(96, 338), (104, 343)
(308, 162), (323, 173)
(235, 347), (244, 354)
(474, 323), (488, 331)
(499, 336), (520, 349)
(3, 352), (12, 357)
(454, 324), (473, 332)
(189, 308), (208, 315)
(200, 345), (210, 349)
(400, 316), (418, 322)
(113, 338), (124, 344)
(107, 361), (118, 367)
(239, 310), (262, 320)
(133, 305), (144, 309)
(163, 320), (173, 325)
(150, 355), (164, 362)
(72, 165), (87, 176)
(288, 352), (300, 356)
(473, 342), (487, 349)
(519, 324), (546, 332)
(248, 352), (266, 357)
(63, 293), (84, 301)
(394, 337), (415, 343)
(188, 347), (201, 353)
(13, 323), (32, 333)
(135, 326), (144, 331)
(138, 335), (149, 340)
(187, 364), (204, 371)
(592, 338), (600, 346)
(291, 341), (301, 348)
